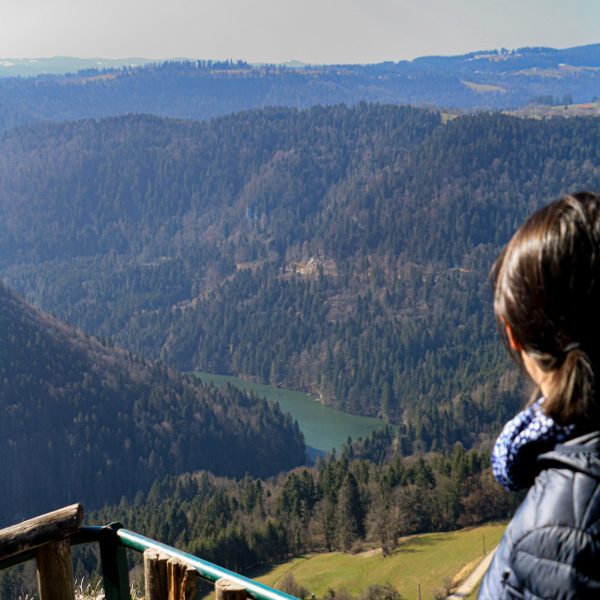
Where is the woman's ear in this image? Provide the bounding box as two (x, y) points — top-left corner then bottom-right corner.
(504, 322), (522, 352)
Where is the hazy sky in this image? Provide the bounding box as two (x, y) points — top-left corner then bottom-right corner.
(1, 0), (599, 64)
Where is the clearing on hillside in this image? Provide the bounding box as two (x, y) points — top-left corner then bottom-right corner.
(254, 523), (505, 600)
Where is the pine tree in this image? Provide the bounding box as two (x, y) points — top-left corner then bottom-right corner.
(336, 472), (364, 552)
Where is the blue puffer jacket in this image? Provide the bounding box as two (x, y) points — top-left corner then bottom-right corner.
(479, 431), (600, 599)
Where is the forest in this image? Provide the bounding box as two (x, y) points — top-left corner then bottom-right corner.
(0, 282), (305, 526)
(1, 44), (600, 132)
(3, 105), (600, 452)
(94, 437), (516, 572)
(1, 432), (520, 598)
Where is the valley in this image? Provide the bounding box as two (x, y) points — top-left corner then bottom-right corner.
(4, 105), (600, 453)
(3, 41), (600, 598)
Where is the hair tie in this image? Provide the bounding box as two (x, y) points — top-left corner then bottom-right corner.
(563, 342), (581, 353)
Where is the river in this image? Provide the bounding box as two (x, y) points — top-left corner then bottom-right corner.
(194, 371), (387, 456)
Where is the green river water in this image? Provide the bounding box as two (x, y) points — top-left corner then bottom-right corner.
(194, 372), (387, 454)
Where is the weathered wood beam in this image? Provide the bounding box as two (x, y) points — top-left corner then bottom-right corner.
(0, 503), (83, 562)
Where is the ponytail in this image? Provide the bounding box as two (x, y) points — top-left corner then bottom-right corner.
(542, 347), (597, 426)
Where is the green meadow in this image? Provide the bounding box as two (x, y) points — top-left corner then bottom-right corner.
(253, 523), (505, 600)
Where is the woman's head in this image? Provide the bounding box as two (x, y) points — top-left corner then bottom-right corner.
(492, 191), (600, 425)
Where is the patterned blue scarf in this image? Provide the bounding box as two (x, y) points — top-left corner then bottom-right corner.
(492, 399), (575, 491)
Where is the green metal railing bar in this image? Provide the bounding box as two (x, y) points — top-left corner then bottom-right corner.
(111, 525), (299, 600)
(0, 522), (299, 600)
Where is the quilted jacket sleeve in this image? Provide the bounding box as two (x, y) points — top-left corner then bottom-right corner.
(479, 524), (600, 599)
(511, 525), (600, 600)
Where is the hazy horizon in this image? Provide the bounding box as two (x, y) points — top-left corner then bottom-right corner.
(1, 39), (600, 66)
(1, 0), (599, 65)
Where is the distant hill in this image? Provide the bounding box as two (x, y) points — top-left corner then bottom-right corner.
(1, 44), (600, 131)
(0, 282), (305, 526)
(0, 56), (153, 77)
(4, 104), (600, 451)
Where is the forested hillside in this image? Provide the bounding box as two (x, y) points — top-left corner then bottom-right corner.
(79, 436), (516, 585)
(1, 44), (600, 132)
(0, 282), (305, 526)
(3, 104), (600, 450)
(0, 431), (518, 597)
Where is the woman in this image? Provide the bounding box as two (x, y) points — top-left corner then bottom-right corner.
(479, 191), (600, 599)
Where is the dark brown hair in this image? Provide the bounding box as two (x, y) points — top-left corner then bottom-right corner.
(492, 191), (600, 426)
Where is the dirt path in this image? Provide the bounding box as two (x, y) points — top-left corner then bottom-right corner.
(446, 546), (497, 599)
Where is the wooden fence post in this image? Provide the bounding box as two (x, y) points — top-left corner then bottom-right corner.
(215, 577), (247, 600)
(36, 539), (74, 600)
(144, 550), (169, 600)
(167, 558), (196, 600)
(0, 504), (82, 600)
(181, 565), (197, 600)
(0, 503), (83, 562)
(168, 558), (182, 600)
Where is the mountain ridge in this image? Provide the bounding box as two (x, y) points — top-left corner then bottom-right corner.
(1, 44), (600, 133)
(0, 281), (305, 526)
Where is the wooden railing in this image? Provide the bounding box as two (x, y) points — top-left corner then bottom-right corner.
(0, 504), (299, 600)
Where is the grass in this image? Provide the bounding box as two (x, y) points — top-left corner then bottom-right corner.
(18, 579), (145, 600)
(461, 80), (507, 93)
(253, 523), (506, 600)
